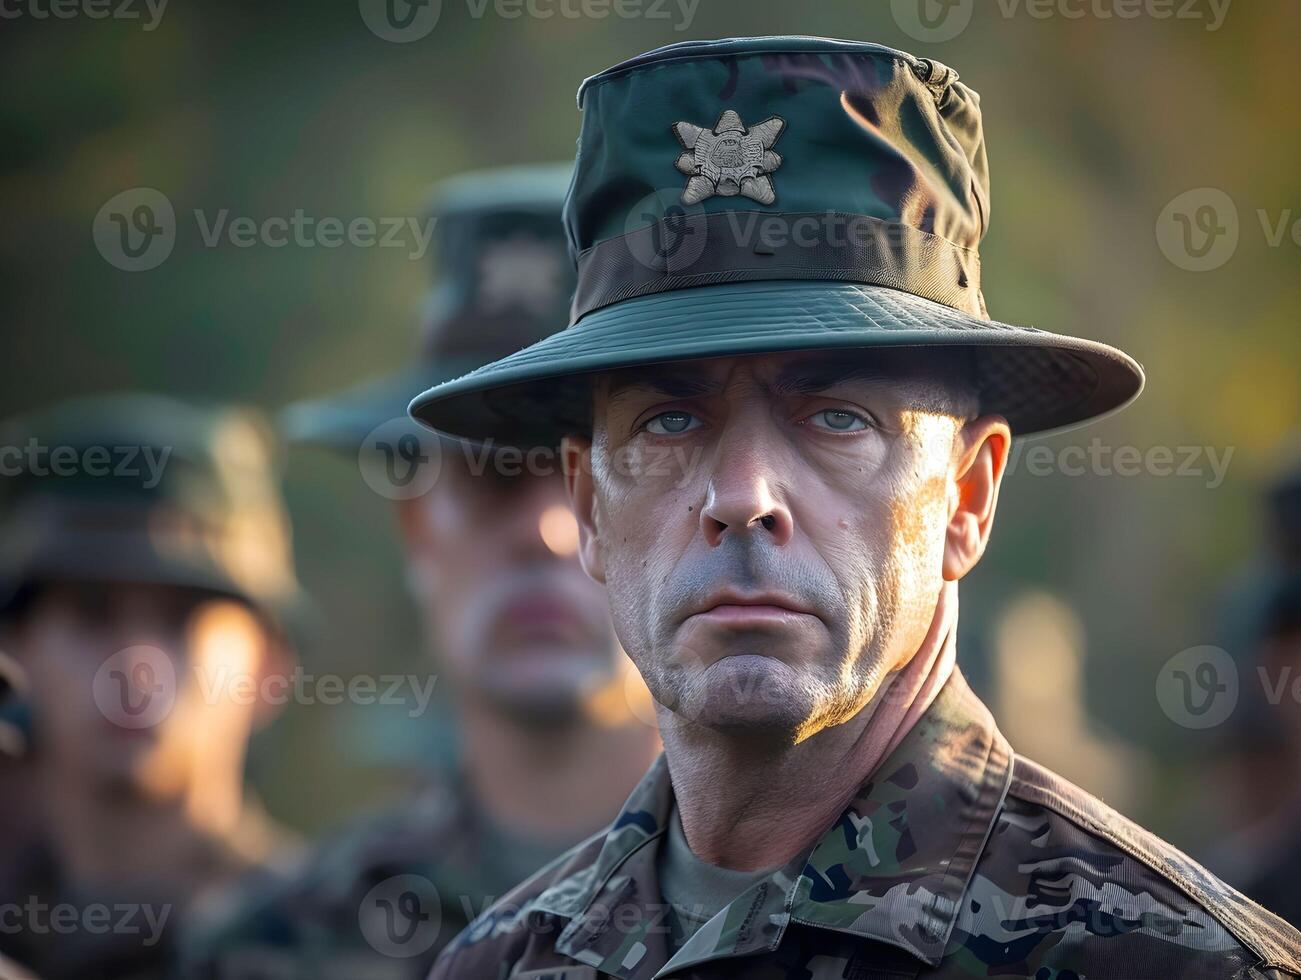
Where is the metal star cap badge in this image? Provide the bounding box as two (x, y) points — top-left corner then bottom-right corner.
(672, 110), (786, 206)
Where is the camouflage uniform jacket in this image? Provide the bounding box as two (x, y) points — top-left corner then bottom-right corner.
(183, 778), (543, 980)
(430, 671), (1301, 980)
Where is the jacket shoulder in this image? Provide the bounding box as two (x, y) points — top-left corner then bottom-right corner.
(429, 827), (608, 979)
(1001, 754), (1301, 978)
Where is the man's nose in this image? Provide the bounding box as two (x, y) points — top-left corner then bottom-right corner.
(699, 439), (793, 548)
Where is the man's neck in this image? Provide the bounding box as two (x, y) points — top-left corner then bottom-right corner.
(663, 583), (958, 872)
(460, 691), (661, 845)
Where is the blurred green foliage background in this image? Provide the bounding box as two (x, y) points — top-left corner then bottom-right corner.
(2, 0), (1298, 854)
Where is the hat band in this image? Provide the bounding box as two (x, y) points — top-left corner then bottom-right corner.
(571, 210), (985, 322)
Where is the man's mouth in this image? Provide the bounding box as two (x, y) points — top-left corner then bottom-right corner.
(496, 592), (590, 642)
(686, 590), (818, 626)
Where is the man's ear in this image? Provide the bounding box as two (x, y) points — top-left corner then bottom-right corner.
(562, 435), (605, 584)
(943, 415), (1011, 582)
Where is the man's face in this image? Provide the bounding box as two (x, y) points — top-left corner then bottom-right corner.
(400, 459), (623, 721)
(567, 352), (1005, 742)
(12, 582), (273, 797)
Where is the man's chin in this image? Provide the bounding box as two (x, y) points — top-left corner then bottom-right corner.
(669, 655), (812, 734)
(473, 650), (615, 724)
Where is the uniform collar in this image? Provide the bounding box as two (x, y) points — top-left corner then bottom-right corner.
(529, 669), (1013, 978)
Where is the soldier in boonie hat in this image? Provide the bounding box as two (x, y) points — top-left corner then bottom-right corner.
(0, 393), (303, 979)
(421, 38), (1301, 979)
(183, 166), (659, 980)
(282, 164), (583, 454)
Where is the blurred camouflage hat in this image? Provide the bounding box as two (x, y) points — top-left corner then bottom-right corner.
(411, 36), (1145, 444)
(283, 163), (575, 450)
(0, 393), (302, 627)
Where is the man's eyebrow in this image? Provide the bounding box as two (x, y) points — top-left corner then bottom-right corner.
(773, 362), (894, 394)
(604, 373), (721, 401)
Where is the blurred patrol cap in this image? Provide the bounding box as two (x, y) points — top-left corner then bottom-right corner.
(282, 163), (575, 451)
(410, 36), (1145, 445)
(0, 392), (304, 633)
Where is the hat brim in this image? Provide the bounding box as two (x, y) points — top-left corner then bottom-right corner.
(283, 362), (483, 452)
(0, 522), (311, 639)
(409, 280), (1144, 444)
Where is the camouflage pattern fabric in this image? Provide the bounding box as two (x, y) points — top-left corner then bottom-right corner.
(180, 776), (561, 979)
(430, 671), (1301, 979)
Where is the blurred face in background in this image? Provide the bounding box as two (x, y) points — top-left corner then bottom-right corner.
(399, 455), (622, 723)
(11, 582), (276, 802)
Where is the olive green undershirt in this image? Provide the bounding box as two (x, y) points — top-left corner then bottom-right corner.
(655, 806), (781, 949)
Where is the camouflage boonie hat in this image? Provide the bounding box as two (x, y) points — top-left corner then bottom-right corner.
(410, 36), (1144, 444)
(0, 392), (302, 628)
(282, 163), (575, 450)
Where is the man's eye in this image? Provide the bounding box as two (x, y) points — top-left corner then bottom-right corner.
(644, 411), (701, 435)
(808, 409), (870, 432)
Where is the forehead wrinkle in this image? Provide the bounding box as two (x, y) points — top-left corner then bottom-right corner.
(772, 362), (898, 396)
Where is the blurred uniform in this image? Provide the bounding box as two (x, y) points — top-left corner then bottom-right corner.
(181, 166), (658, 980)
(1233, 573), (1301, 928)
(0, 394), (304, 979)
(1208, 457), (1301, 870)
(0, 651), (37, 958)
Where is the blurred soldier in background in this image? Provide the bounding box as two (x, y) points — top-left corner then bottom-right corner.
(1207, 453), (1301, 869)
(0, 394), (304, 979)
(991, 591), (1152, 816)
(183, 165), (659, 979)
(1232, 571), (1301, 927)
(0, 650), (39, 975)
